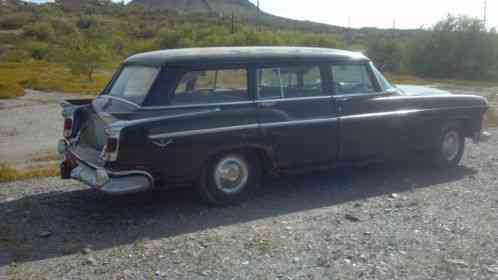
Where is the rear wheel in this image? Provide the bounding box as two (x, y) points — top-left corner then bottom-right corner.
(432, 122), (465, 168)
(198, 151), (261, 206)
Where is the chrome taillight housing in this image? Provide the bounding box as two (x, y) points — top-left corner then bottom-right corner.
(63, 118), (73, 138)
(101, 127), (120, 162)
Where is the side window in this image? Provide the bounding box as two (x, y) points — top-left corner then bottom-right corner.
(172, 69), (248, 105)
(331, 64), (376, 94)
(257, 65), (323, 99)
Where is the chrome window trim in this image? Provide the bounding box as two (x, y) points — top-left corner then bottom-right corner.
(142, 101), (255, 110)
(332, 92), (385, 98)
(97, 95), (142, 109)
(256, 95), (333, 103)
(141, 95), (336, 110)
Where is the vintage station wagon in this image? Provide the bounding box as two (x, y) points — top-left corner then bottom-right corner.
(59, 47), (490, 205)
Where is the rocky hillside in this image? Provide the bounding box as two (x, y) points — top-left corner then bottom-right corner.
(130, 0), (259, 17)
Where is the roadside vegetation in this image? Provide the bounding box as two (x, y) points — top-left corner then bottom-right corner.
(0, 3), (496, 123)
(0, 163), (59, 183)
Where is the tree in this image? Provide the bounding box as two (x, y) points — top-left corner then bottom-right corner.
(366, 40), (403, 72)
(66, 37), (108, 81)
(405, 15), (498, 80)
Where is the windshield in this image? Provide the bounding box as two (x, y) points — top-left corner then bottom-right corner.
(370, 63), (395, 91)
(106, 65), (160, 105)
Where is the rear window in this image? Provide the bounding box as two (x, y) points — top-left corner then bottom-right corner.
(257, 65), (324, 99)
(107, 66), (160, 105)
(172, 69), (248, 105)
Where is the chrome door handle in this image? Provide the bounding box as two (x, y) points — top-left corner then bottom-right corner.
(257, 101), (277, 108)
(334, 97), (352, 102)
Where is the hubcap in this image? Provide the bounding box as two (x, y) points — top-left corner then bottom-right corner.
(214, 156), (249, 194)
(442, 130), (460, 161)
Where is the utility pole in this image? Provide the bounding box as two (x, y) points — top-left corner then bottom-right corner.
(231, 12), (235, 34)
(392, 19), (396, 40)
(483, 0), (488, 29)
(256, 0), (261, 31)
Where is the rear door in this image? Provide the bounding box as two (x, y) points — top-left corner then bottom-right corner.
(254, 63), (339, 168)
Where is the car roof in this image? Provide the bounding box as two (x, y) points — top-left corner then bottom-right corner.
(124, 47), (369, 67)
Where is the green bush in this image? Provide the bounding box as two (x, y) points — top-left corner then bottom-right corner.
(25, 41), (50, 60)
(23, 22), (56, 42)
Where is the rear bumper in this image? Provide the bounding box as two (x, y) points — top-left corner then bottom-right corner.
(61, 149), (154, 195)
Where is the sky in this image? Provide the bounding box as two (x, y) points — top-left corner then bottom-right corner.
(28, 0), (498, 30)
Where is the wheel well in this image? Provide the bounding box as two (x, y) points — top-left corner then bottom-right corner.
(451, 118), (475, 138)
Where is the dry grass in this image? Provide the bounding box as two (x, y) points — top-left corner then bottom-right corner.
(0, 62), (112, 99)
(386, 73), (498, 88)
(0, 81), (24, 99)
(0, 163), (59, 183)
(484, 107), (498, 128)
(31, 152), (61, 162)
(385, 73), (431, 85)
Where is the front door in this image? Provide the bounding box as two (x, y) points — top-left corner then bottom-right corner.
(254, 64), (339, 168)
(331, 63), (411, 161)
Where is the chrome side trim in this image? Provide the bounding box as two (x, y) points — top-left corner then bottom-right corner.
(112, 108), (222, 129)
(149, 123), (260, 140)
(146, 107), (481, 140)
(341, 109), (421, 120)
(261, 117), (338, 128)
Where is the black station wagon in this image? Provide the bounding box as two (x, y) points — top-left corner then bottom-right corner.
(59, 47), (490, 205)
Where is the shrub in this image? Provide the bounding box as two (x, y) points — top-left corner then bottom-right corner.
(23, 22), (56, 42)
(0, 13), (30, 29)
(0, 82), (25, 99)
(0, 49), (30, 62)
(25, 41), (50, 60)
(0, 163), (59, 183)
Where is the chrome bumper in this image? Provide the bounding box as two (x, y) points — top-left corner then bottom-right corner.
(69, 159), (154, 196)
(473, 131), (491, 144)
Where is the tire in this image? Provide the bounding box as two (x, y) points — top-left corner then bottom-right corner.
(432, 122), (465, 168)
(198, 151), (261, 206)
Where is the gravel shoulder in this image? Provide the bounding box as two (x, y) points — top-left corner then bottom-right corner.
(0, 90), (91, 164)
(0, 133), (497, 280)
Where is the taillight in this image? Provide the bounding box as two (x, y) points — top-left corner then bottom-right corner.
(63, 118), (73, 138)
(105, 138), (118, 153)
(101, 129), (120, 162)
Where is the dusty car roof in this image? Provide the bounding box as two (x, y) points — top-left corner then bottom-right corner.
(124, 47), (369, 66)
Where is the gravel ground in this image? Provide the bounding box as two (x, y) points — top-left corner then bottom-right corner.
(0, 90), (91, 164)
(0, 132), (497, 280)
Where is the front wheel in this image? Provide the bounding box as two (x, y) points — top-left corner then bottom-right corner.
(432, 123), (465, 168)
(198, 151), (261, 206)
